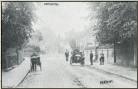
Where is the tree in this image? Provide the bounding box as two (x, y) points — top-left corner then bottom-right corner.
(25, 44), (41, 53)
(88, 2), (137, 63)
(34, 30), (43, 42)
(2, 2), (37, 51)
(69, 39), (76, 50)
(88, 2), (137, 44)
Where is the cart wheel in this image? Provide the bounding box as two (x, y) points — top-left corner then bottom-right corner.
(70, 58), (72, 65)
(40, 62), (42, 71)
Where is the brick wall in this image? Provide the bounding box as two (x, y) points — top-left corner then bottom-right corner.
(115, 42), (135, 67)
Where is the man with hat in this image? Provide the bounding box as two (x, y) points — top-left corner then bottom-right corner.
(90, 51), (93, 65)
(31, 52), (37, 71)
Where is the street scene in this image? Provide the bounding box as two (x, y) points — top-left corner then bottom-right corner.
(2, 2), (137, 88)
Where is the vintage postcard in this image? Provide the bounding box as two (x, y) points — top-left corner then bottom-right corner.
(1, 1), (137, 88)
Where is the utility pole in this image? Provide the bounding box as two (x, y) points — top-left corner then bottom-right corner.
(134, 41), (137, 67)
(16, 47), (19, 65)
(80, 43), (81, 51)
(76, 40), (77, 47)
(114, 32), (116, 63)
(107, 48), (108, 63)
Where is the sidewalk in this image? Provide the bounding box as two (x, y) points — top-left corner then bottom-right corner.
(2, 57), (31, 88)
(85, 57), (137, 83)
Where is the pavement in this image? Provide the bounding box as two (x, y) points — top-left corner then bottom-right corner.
(2, 54), (137, 88)
(84, 56), (137, 83)
(2, 57), (31, 88)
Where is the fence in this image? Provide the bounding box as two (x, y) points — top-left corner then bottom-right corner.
(5, 53), (18, 69)
(115, 42), (136, 67)
(97, 49), (114, 63)
(3, 48), (24, 69)
(84, 49), (114, 63)
(84, 43), (137, 67)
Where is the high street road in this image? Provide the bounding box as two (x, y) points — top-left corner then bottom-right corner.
(17, 54), (137, 88)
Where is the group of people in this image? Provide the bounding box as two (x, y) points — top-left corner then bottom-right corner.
(89, 51), (104, 65)
(65, 49), (104, 65)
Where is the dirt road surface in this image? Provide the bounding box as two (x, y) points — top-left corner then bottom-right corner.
(17, 54), (137, 88)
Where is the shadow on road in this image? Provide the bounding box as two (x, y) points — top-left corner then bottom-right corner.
(70, 64), (85, 67)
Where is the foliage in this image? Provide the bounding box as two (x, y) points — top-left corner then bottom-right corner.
(25, 45), (41, 52)
(88, 2), (137, 44)
(65, 29), (88, 50)
(2, 2), (37, 50)
(69, 39), (76, 50)
(35, 30), (43, 42)
(33, 46), (41, 52)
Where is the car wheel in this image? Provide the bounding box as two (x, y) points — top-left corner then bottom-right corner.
(81, 59), (84, 65)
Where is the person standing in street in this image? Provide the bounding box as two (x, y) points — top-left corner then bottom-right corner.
(65, 50), (69, 61)
(100, 53), (104, 65)
(82, 51), (85, 64)
(90, 51), (93, 65)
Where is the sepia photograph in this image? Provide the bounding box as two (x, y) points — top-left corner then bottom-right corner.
(1, 1), (137, 88)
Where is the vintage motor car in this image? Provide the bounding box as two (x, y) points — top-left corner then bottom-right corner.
(70, 49), (84, 65)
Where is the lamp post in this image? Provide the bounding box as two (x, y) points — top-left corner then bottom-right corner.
(80, 43), (82, 51)
(76, 40), (77, 47)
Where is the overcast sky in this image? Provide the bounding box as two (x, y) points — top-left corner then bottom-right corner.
(32, 2), (93, 38)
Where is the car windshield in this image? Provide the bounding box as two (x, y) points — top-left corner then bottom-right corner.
(74, 49), (79, 53)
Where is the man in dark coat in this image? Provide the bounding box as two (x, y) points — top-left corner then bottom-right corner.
(90, 51), (93, 65)
(65, 50), (69, 61)
(81, 51), (85, 64)
(100, 53), (104, 65)
(31, 53), (37, 71)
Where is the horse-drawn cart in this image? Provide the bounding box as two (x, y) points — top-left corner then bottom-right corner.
(30, 55), (42, 71)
